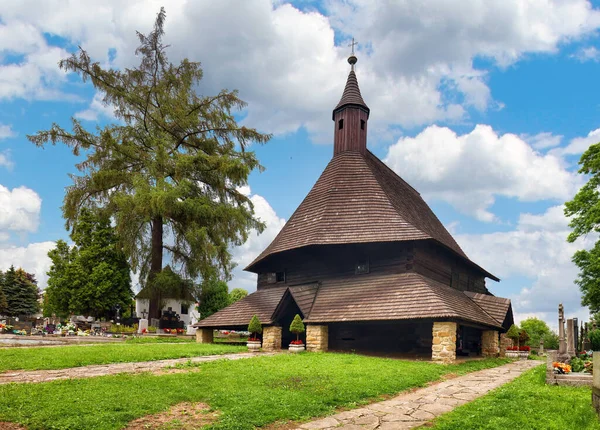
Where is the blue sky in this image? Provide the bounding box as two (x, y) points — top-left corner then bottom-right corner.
(1, 0), (600, 328)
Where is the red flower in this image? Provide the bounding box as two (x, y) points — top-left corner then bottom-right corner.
(290, 340), (304, 345)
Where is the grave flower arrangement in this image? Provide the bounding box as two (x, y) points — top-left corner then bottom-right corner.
(553, 362), (572, 374)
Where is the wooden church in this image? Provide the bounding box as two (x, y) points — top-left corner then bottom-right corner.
(194, 52), (513, 362)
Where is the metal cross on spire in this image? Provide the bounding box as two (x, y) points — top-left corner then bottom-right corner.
(348, 38), (358, 71)
(349, 38), (358, 55)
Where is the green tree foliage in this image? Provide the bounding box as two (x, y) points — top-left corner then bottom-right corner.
(45, 209), (133, 318)
(28, 8), (270, 319)
(198, 278), (229, 320)
(542, 332), (560, 350)
(565, 142), (600, 313)
(1, 266), (39, 317)
(506, 324), (520, 346)
(289, 314), (305, 342)
(520, 317), (553, 347)
(518, 328), (530, 345)
(228, 288), (248, 305)
(0, 271), (7, 315)
(248, 315), (262, 338)
(589, 329), (600, 350)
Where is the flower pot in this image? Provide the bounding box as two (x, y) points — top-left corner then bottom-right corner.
(247, 340), (261, 352)
(518, 351), (529, 360)
(505, 351), (519, 359)
(289, 344), (305, 353)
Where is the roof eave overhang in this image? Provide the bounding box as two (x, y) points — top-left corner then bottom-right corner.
(332, 104), (370, 120)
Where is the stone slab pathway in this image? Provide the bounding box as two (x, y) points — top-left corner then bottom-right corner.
(296, 360), (542, 430)
(0, 352), (277, 385)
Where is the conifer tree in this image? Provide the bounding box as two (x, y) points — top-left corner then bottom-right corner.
(45, 209), (133, 318)
(289, 314), (305, 342)
(0, 271), (7, 315)
(248, 314), (262, 339)
(2, 266), (39, 317)
(28, 8), (270, 319)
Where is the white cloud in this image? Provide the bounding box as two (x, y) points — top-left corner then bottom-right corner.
(573, 46), (600, 62)
(229, 187), (286, 293)
(0, 124), (16, 140)
(384, 124), (580, 221)
(0, 185), (42, 233)
(75, 91), (117, 122)
(0, 241), (55, 290)
(456, 205), (593, 329)
(2, 0), (600, 138)
(521, 132), (563, 150)
(552, 128), (600, 156)
(0, 151), (12, 169)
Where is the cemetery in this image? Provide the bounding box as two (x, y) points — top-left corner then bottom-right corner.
(3, 4), (600, 430)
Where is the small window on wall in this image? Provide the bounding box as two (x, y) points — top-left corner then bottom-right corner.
(267, 271), (286, 284)
(360, 119), (365, 130)
(338, 119), (344, 130)
(181, 304), (189, 315)
(356, 260), (369, 274)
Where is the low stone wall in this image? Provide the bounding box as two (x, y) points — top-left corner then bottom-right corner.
(432, 321), (456, 362)
(481, 330), (499, 358)
(307, 325), (328, 352)
(262, 326), (282, 351)
(546, 350), (592, 387)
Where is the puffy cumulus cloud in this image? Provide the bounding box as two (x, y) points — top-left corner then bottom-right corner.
(456, 205), (592, 329)
(521, 132), (563, 150)
(228, 188), (286, 293)
(2, 1), (600, 139)
(0, 151), (12, 169)
(0, 241), (56, 290)
(0, 124), (16, 140)
(551, 128), (600, 157)
(384, 124), (580, 221)
(0, 185), (42, 233)
(75, 91), (118, 122)
(573, 46), (600, 62)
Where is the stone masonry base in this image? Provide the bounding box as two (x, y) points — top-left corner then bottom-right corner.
(432, 322), (457, 362)
(262, 326), (282, 351)
(481, 330), (499, 358)
(499, 333), (512, 358)
(307, 325), (328, 352)
(195, 328), (214, 344)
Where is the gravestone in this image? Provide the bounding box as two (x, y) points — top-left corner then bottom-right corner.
(138, 319), (148, 334)
(150, 318), (160, 328)
(558, 304), (569, 361)
(593, 353), (600, 415)
(574, 317), (579, 353)
(539, 338), (544, 355)
(567, 319), (576, 357)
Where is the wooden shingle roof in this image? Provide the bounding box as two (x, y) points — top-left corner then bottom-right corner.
(194, 288), (286, 328)
(333, 70), (370, 119)
(246, 150), (495, 278)
(464, 291), (513, 327)
(304, 272), (502, 328)
(194, 273), (504, 329)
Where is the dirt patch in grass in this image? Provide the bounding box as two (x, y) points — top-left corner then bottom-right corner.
(0, 422), (27, 430)
(124, 402), (218, 430)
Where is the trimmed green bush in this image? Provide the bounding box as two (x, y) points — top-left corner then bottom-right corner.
(506, 324), (520, 347)
(518, 328), (530, 345)
(248, 314), (262, 339)
(289, 314), (305, 342)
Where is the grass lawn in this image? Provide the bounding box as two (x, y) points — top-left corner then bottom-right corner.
(0, 354), (509, 430)
(431, 365), (600, 430)
(0, 342), (244, 372)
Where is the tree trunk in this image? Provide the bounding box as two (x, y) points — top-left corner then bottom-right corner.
(148, 216), (163, 321)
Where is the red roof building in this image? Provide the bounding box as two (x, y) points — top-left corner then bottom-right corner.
(194, 53), (513, 361)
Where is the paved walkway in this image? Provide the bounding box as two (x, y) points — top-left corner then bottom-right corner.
(0, 352), (277, 385)
(296, 360), (542, 430)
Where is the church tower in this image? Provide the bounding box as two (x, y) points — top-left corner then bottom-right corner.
(333, 50), (370, 155)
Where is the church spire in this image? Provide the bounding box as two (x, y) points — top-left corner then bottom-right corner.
(333, 40), (370, 155)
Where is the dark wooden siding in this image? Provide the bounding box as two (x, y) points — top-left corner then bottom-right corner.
(413, 241), (488, 294)
(257, 242), (414, 290)
(333, 108), (368, 155)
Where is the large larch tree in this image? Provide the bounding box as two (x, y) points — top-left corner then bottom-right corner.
(28, 8), (270, 318)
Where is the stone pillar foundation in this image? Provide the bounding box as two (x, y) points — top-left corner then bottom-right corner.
(499, 333), (512, 358)
(307, 325), (328, 352)
(432, 322), (457, 363)
(195, 328), (213, 344)
(262, 326), (282, 351)
(481, 330), (499, 358)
